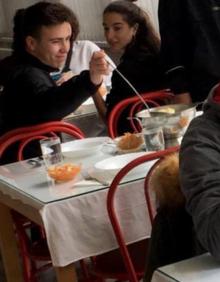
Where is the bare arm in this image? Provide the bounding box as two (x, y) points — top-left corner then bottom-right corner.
(92, 91), (107, 123)
(56, 71), (75, 86)
(172, 92), (192, 104)
(90, 50), (111, 122)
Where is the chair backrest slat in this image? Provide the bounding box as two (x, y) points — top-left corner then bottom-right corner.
(107, 90), (173, 138)
(107, 145), (179, 282)
(0, 121), (85, 161)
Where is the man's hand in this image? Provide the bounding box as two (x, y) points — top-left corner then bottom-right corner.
(89, 50), (110, 86)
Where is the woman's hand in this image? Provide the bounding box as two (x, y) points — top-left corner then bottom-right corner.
(89, 50), (110, 86)
(56, 71), (75, 86)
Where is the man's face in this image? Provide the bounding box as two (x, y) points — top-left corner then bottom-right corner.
(26, 22), (72, 69)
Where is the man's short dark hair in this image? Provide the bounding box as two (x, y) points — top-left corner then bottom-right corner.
(12, 1), (79, 55)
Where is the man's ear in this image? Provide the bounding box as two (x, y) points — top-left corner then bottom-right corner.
(25, 36), (36, 52)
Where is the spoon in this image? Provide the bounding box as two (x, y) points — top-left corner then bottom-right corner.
(105, 55), (151, 114)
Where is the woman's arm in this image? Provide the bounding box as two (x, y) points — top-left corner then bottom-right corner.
(92, 91), (107, 123)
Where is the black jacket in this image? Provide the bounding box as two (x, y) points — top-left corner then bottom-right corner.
(180, 88), (220, 260)
(159, 0), (220, 102)
(144, 207), (201, 282)
(106, 46), (164, 135)
(0, 53), (99, 164)
(0, 53), (98, 134)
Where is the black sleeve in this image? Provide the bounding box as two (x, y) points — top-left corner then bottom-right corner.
(180, 117), (220, 260)
(3, 69), (99, 125)
(158, 0), (191, 94)
(144, 207), (197, 282)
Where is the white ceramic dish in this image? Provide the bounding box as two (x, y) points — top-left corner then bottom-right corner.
(136, 104), (197, 139)
(196, 111), (203, 117)
(94, 152), (156, 178)
(61, 137), (111, 158)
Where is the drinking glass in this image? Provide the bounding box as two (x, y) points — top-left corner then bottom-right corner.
(142, 126), (165, 152)
(40, 136), (63, 167)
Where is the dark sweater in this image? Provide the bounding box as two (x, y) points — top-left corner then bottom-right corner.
(0, 53), (98, 134)
(159, 0), (220, 102)
(106, 46), (164, 135)
(0, 53), (99, 164)
(180, 87), (220, 260)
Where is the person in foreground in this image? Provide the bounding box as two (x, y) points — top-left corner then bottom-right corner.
(158, 0), (220, 104)
(179, 83), (220, 260)
(0, 2), (109, 137)
(93, 0), (164, 135)
(143, 153), (201, 282)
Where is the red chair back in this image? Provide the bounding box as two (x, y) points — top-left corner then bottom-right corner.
(0, 121), (86, 282)
(107, 90), (173, 138)
(0, 121), (85, 161)
(107, 145), (180, 282)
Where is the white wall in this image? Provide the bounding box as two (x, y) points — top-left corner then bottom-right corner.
(0, 0), (39, 36)
(0, 0), (6, 33)
(136, 0), (159, 31)
(62, 0), (110, 41)
(0, 0), (159, 41)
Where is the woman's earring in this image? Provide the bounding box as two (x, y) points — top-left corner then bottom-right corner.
(132, 32), (136, 41)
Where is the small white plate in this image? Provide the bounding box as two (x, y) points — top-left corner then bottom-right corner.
(61, 137), (111, 158)
(94, 152), (156, 179)
(196, 111), (203, 117)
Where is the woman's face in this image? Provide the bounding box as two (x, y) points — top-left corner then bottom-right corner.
(103, 12), (137, 52)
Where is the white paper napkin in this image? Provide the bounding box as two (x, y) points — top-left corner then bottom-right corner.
(73, 179), (103, 187)
(86, 168), (113, 186)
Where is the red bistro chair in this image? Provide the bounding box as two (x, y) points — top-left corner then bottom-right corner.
(107, 90), (173, 138)
(92, 146), (179, 282)
(0, 121), (85, 282)
(0, 121), (85, 161)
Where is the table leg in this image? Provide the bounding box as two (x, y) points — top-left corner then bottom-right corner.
(0, 203), (23, 282)
(55, 263), (78, 282)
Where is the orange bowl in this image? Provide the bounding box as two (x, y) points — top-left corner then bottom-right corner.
(47, 163), (81, 182)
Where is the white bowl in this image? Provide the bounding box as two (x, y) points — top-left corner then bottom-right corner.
(61, 137), (110, 158)
(196, 111), (203, 117)
(137, 104), (196, 139)
(94, 152), (156, 178)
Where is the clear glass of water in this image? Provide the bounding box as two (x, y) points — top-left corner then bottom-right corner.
(40, 136), (63, 167)
(142, 126), (165, 152)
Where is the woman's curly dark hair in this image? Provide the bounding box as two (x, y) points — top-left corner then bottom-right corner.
(12, 2), (79, 56)
(103, 0), (160, 55)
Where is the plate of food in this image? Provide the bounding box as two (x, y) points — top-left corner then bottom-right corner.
(115, 132), (145, 153)
(94, 151), (156, 179)
(61, 137), (111, 158)
(47, 163), (81, 182)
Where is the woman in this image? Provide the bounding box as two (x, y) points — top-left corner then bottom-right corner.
(94, 0), (164, 135)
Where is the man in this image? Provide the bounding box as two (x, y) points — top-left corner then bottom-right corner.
(0, 2), (109, 135)
(158, 0), (220, 104)
(180, 83), (220, 261)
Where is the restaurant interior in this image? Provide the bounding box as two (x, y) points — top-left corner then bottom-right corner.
(0, 0), (219, 282)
